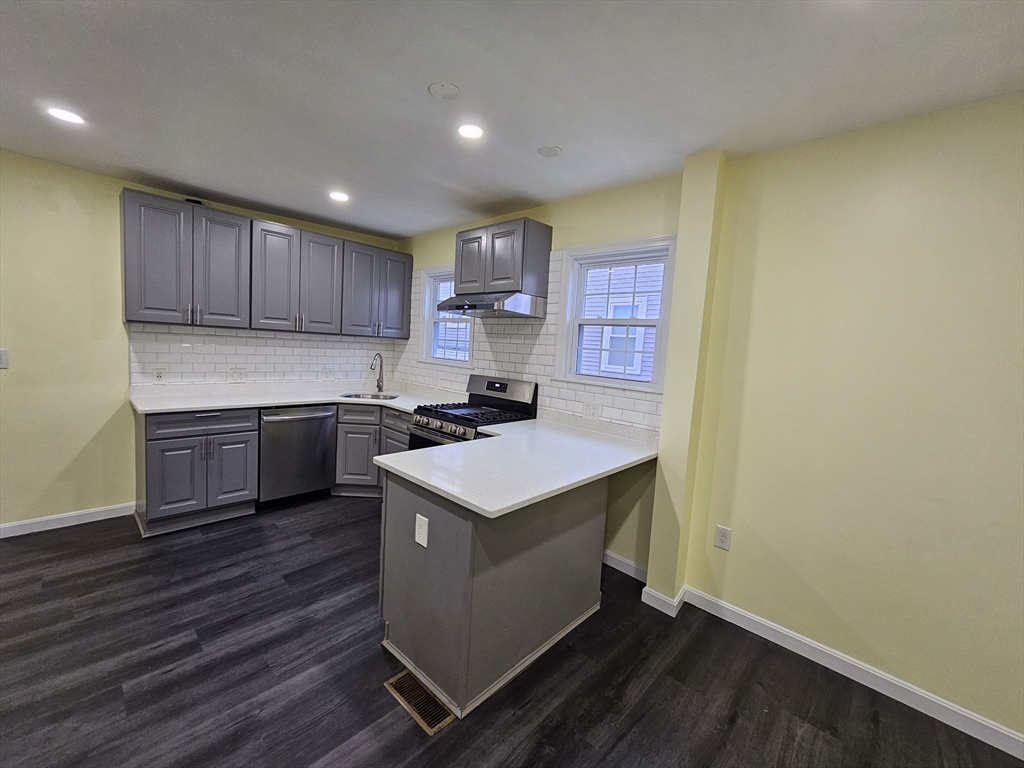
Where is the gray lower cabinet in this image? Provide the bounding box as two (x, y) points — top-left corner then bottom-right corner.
(381, 426), (409, 455)
(123, 189), (251, 328)
(337, 424), (379, 485)
(341, 243), (412, 339)
(137, 408), (259, 536)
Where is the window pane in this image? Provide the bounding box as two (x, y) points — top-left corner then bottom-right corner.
(432, 319), (470, 362)
(576, 323), (656, 382)
(581, 261), (664, 320)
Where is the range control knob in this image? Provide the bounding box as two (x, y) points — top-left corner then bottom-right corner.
(413, 415), (421, 425)
(458, 427), (467, 437)
(448, 424), (457, 434)
(433, 420), (443, 430)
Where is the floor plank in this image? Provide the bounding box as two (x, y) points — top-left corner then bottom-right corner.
(0, 495), (1018, 768)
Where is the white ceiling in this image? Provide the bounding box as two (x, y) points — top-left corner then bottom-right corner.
(1, 1), (1021, 239)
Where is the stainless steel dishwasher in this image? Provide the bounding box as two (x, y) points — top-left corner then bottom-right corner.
(259, 406), (338, 501)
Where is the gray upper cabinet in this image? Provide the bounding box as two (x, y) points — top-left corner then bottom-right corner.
(454, 227), (487, 294)
(193, 208), (251, 328)
(300, 232), (344, 334)
(378, 249), (412, 338)
(342, 243), (412, 339)
(453, 217), (552, 296)
(251, 220), (302, 331)
(123, 189), (193, 325)
(124, 189), (252, 328)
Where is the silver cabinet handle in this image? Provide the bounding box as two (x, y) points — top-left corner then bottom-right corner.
(197, 306), (203, 325)
(261, 409), (336, 422)
(186, 303), (193, 324)
(294, 313), (299, 331)
(208, 436), (214, 459)
(301, 314), (306, 331)
(199, 438), (205, 460)
(193, 412), (222, 418)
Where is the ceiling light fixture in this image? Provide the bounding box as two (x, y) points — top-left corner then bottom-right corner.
(428, 82), (460, 101)
(329, 191), (350, 202)
(47, 107), (84, 124)
(538, 146), (562, 158)
(458, 124), (483, 139)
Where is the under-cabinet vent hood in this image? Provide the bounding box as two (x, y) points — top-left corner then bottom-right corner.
(439, 217), (554, 320)
(436, 292), (548, 319)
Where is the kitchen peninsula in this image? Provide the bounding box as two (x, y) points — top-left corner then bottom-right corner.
(373, 418), (657, 718)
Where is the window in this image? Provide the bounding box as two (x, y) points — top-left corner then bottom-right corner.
(558, 237), (674, 391)
(423, 269), (473, 366)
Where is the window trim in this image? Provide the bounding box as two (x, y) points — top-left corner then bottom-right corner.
(554, 236), (676, 393)
(420, 265), (474, 368)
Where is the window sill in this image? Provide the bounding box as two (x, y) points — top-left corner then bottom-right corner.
(419, 356), (475, 370)
(549, 374), (663, 396)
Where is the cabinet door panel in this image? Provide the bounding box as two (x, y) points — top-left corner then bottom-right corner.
(485, 219), (525, 293)
(194, 208), (251, 328)
(207, 432), (258, 509)
(300, 232), (344, 334)
(251, 220), (301, 331)
(123, 190), (193, 325)
(145, 437), (205, 520)
(454, 227), (488, 294)
(336, 425), (379, 485)
(342, 242), (379, 337)
(378, 250), (412, 339)
(381, 426), (410, 455)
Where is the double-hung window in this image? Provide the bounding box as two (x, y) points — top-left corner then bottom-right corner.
(423, 269), (473, 366)
(559, 237), (674, 391)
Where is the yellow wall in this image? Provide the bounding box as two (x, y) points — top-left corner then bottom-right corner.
(680, 94), (1024, 731)
(0, 150), (399, 525)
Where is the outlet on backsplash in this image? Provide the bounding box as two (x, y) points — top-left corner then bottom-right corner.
(229, 369), (246, 383)
(323, 367), (336, 381)
(583, 403), (599, 419)
(152, 368), (167, 384)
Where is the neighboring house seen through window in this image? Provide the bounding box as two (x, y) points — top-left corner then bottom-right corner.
(424, 271), (473, 365)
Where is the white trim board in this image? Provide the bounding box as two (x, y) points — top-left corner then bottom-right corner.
(640, 583), (1023, 759)
(602, 550), (648, 583)
(0, 502), (135, 538)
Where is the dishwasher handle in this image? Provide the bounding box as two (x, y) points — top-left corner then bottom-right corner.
(261, 407), (337, 423)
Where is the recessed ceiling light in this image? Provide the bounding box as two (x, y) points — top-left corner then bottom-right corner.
(458, 124), (483, 139)
(47, 107), (84, 124)
(329, 191), (349, 202)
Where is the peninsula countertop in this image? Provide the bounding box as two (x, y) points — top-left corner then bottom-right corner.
(373, 419), (657, 518)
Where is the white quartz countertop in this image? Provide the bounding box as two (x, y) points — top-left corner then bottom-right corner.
(129, 388), (432, 415)
(374, 419), (657, 518)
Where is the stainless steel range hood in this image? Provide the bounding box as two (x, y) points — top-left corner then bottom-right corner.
(437, 292), (548, 319)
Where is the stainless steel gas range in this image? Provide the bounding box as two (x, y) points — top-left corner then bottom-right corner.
(408, 375), (537, 448)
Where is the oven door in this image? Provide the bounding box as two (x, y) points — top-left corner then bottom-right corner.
(408, 424), (464, 450)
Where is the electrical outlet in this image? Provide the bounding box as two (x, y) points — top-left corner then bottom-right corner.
(583, 402), (599, 419)
(0, 348), (8, 369)
(152, 367), (167, 384)
(714, 525), (732, 551)
(415, 514), (429, 548)
(323, 367), (335, 381)
(229, 368), (246, 383)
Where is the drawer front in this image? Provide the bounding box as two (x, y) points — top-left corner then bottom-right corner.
(338, 403), (380, 425)
(381, 407), (412, 433)
(146, 409), (259, 440)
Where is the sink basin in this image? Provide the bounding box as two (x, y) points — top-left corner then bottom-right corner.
(341, 393), (399, 400)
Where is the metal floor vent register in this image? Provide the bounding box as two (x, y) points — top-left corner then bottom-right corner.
(384, 670), (455, 735)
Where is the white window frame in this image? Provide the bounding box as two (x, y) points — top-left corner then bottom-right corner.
(554, 235), (676, 393)
(421, 265), (474, 368)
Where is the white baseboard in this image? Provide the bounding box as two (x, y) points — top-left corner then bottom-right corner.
(602, 550), (648, 583)
(680, 586), (1024, 760)
(641, 583), (685, 616)
(0, 502), (135, 538)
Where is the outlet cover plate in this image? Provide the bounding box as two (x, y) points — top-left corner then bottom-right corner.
(415, 514), (429, 548)
(152, 367), (167, 384)
(714, 525), (732, 551)
(229, 368), (246, 383)
(583, 402), (599, 419)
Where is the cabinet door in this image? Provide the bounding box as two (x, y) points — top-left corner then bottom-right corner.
(381, 426), (410, 455)
(251, 220), (301, 331)
(145, 437), (205, 520)
(336, 425), (379, 485)
(193, 208), (251, 328)
(123, 189), (193, 325)
(454, 227), (488, 294)
(299, 232), (344, 334)
(206, 432), (259, 509)
(485, 219), (525, 293)
(341, 242), (379, 337)
(378, 249), (412, 339)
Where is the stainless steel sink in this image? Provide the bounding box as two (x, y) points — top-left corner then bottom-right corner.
(341, 393), (399, 400)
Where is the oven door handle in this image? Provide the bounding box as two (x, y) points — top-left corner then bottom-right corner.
(408, 424), (463, 445)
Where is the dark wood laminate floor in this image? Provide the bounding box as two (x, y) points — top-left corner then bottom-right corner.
(1, 495), (1019, 768)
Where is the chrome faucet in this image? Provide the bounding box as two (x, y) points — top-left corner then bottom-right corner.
(370, 353), (385, 393)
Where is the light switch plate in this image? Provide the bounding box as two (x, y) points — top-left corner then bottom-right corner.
(0, 348), (8, 369)
(229, 368), (246, 383)
(152, 367), (167, 384)
(415, 514), (429, 548)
